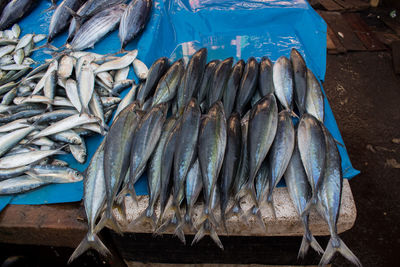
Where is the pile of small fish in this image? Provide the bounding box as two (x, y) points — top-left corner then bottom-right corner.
(0, 47), (150, 196)
(0, 0), (37, 31)
(48, 0), (152, 51)
(71, 48), (362, 267)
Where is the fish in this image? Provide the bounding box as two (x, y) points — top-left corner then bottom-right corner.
(65, 79), (82, 112)
(0, 0), (36, 31)
(235, 57), (259, 115)
(69, 140), (87, 164)
(0, 125), (35, 157)
(197, 60), (219, 104)
(27, 109), (78, 125)
(69, 4), (126, 51)
(313, 127), (362, 267)
(97, 102), (141, 234)
(31, 60), (58, 95)
(284, 135), (324, 258)
(13, 49), (24, 65)
(132, 59), (148, 80)
(297, 113), (326, 205)
(0, 118), (29, 133)
(273, 56), (294, 112)
(291, 48), (307, 116)
(0, 148), (66, 169)
(193, 101), (226, 249)
(259, 56), (274, 96)
(136, 57), (169, 104)
(113, 84), (138, 118)
(177, 48), (207, 113)
(94, 50), (138, 74)
(50, 130), (83, 145)
(207, 57), (233, 111)
(58, 55), (75, 79)
(0, 109), (44, 123)
(78, 62), (95, 115)
(168, 98), (200, 243)
(219, 112), (241, 232)
(1, 86), (17, 105)
(222, 60), (244, 118)
(119, 0), (152, 49)
(305, 68), (324, 122)
(245, 94), (278, 206)
(0, 175), (49, 195)
(151, 59), (184, 106)
(68, 141), (111, 263)
(89, 91), (106, 131)
(48, 0), (86, 42)
(266, 110), (295, 217)
(15, 33), (32, 50)
(0, 165), (31, 180)
(183, 158), (202, 230)
(114, 66), (130, 83)
(26, 165), (83, 183)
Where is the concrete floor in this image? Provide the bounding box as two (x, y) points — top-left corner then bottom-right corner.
(323, 51), (400, 266)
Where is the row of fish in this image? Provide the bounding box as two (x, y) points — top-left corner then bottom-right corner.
(71, 48), (361, 267)
(0, 46), (151, 195)
(0, 0), (37, 31)
(48, 0), (152, 51)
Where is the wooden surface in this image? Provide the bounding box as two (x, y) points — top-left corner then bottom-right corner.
(116, 179), (356, 237)
(319, 0), (343, 11)
(391, 41), (400, 73)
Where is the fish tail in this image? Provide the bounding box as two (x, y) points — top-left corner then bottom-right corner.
(79, 106), (90, 117)
(266, 193), (277, 219)
(247, 183), (258, 207)
(289, 109), (300, 119)
(94, 208), (123, 236)
(129, 206), (157, 230)
(299, 215), (324, 258)
(68, 232), (111, 264)
(300, 199), (314, 218)
(319, 236), (362, 267)
(125, 182), (138, 205)
(220, 214), (229, 235)
(244, 205), (266, 232)
(226, 198), (247, 224)
(192, 219), (224, 249)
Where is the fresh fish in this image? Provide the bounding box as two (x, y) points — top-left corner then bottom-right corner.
(1, 87), (17, 105)
(273, 56), (294, 112)
(219, 112), (241, 232)
(32, 60), (58, 95)
(48, 0), (85, 42)
(119, 0), (152, 49)
(251, 90), (262, 107)
(15, 33), (32, 50)
(13, 49), (24, 65)
(27, 109), (78, 125)
(14, 95), (53, 105)
(266, 110), (295, 217)
(58, 56), (74, 79)
(111, 79), (132, 95)
(284, 136), (324, 258)
(69, 4), (126, 51)
(78, 63), (95, 115)
(222, 60), (244, 118)
(0, 0), (36, 31)
(68, 142), (111, 263)
(114, 66), (130, 83)
(101, 96), (121, 108)
(50, 130), (83, 145)
(151, 59), (184, 106)
(89, 91), (106, 131)
(113, 84), (138, 118)
(33, 34), (46, 43)
(235, 57), (259, 115)
(69, 139), (87, 164)
(0, 118), (29, 133)
(0, 109), (44, 123)
(52, 96), (74, 108)
(245, 94), (278, 206)
(197, 60), (219, 103)
(297, 113), (326, 203)
(0, 81), (16, 95)
(0, 165), (31, 180)
(51, 159), (69, 167)
(0, 148), (65, 169)
(132, 59), (148, 80)
(26, 165), (83, 183)
(313, 128), (362, 267)
(44, 69), (57, 104)
(183, 158), (202, 230)
(305, 68), (324, 122)
(94, 50), (138, 74)
(65, 79), (82, 112)
(0, 125), (35, 157)
(291, 49), (307, 116)
(178, 48), (207, 113)
(0, 54), (13, 65)
(0, 175), (48, 195)
(207, 57), (233, 111)
(259, 56), (274, 96)
(193, 101), (226, 249)
(0, 64), (30, 71)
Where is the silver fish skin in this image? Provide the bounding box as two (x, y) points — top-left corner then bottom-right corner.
(0, 109), (44, 124)
(0, 165), (31, 180)
(119, 0), (152, 49)
(132, 59), (148, 80)
(113, 84), (138, 118)
(68, 141), (111, 263)
(89, 91), (106, 131)
(197, 60), (219, 103)
(50, 130), (83, 145)
(12, 24), (21, 38)
(178, 48), (207, 113)
(14, 95), (52, 105)
(0, 0), (36, 31)
(30, 114), (100, 140)
(27, 109), (78, 125)
(58, 55), (74, 79)
(0, 118), (29, 133)
(114, 66), (130, 83)
(13, 49), (24, 65)
(315, 128), (362, 267)
(219, 112), (241, 231)
(1, 87), (17, 105)
(32, 60), (58, 95)
(297, 113), (326, 203)
(69, 139), (87, 164)
(184, 158), (202, 228)
(44, 69), (57, 104)
(94, 50), (137, 74)
(251, 89), (262, 107)
(111, 79), (133, 95)
(306, 68), (324, 122)
(151, 59), (184, 107)
(78, 63), (95, 115)
(207, 57), (233, 111)
(65, 79), (82, 112)
(128, 103), (168, 200)
(0, 149), (65, 169)
(15, 33), (32, 50)
(235, 57), (259, 116)
(193, 101), (226, 249)
(246, 94), (278, 205)
(259, 56), (274, 96)
(284, 136), (324, 258)
(273, 56), (294, 111)
(70, 4), (126, 51)
(222, 60), (244, 118)
(26, 165), (83, 183)
(48, 0), (86, 42)
(0, 175), (48, 195)
(291, 49), (307, 116)
(266, 110), (295, 215)
(51, 159), (69, 167)
(0, 125), (35, 157)
(136, 57), (169, 104)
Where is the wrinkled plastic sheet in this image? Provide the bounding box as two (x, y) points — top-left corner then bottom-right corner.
(0, 0), (359, 212)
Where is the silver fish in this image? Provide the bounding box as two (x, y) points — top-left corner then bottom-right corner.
(273, 56), (293, 111)
(0, 149), (66, 169)
(291, 49), (307, 116)
(306, 68), (325, 122)
(78, 63), (95, 115)
(0, 175), (48, 195)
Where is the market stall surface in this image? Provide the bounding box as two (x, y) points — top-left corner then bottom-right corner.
(0, 50), (399, 267)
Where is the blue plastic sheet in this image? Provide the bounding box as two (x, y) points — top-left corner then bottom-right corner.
(0, 0), (359, 211)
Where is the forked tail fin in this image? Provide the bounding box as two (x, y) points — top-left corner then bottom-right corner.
(68, 233), (111, 264)
(244, 205), (266, 232)
(191, 219), (223, 250)
(319, 236), (362, 267)
(94, 208), (123, 235)
(298, 215), (324, 259)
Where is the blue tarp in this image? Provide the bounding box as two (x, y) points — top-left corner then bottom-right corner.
(0, 0), (359, 211)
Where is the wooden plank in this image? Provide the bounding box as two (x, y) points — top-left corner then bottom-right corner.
(327, 23), (347, 53)
(391, 41), (400, 73)
(374, 31), (400, 47)
(343, 13), (386, 51)
(326, 29), (338, 53)
(319, 11), (366, 51)
(381, 17), (400, 35)
(336, 0), (370, 10)
(332, 0), (354, 9)
(116, 180), (356, 236)
(319, 0), (344, 11)
(0, 202), (86, 247)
